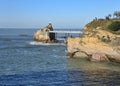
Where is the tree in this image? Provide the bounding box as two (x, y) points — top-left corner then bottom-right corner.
(105, 14), (111, 20)
(108, 14), (112, 18)
(105, 16), (110, 20)
(114, 11), (120, 19)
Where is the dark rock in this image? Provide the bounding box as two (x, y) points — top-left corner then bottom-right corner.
(66, 52), (74, 57)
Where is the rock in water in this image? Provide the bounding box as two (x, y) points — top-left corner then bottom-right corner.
(34, 23), (56, 43)
(90, 53), (109, 62)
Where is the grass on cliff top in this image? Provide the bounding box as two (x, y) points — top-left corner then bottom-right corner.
(86, 19), (120, 34)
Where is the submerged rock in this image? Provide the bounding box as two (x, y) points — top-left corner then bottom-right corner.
(34, 23), (57, 43)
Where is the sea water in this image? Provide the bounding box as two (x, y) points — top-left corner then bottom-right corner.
(0, 28), (120, 86)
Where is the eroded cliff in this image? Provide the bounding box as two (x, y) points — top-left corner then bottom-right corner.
(67, 19), (120, 63)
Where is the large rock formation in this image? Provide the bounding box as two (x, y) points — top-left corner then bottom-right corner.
(67, 19), (120, 63)
(34, 23), (56, 43)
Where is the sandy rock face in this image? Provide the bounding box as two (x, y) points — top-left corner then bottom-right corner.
(67, 36), (120, 63)
(34, 23), (56, 43)
(67, 19), (120, 63)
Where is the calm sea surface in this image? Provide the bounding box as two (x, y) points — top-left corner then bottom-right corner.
(0, 28), (120, 86)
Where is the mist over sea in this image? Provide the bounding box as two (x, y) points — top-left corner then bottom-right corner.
(0, 28), (120, 86)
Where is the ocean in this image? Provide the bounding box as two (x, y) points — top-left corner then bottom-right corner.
(0, 28), (120, 86)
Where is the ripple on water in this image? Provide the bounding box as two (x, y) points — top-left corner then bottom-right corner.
(0, 70), (120, 86)
(0, 34), (120, 86)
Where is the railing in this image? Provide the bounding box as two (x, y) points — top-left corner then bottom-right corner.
(49, 30), (82, 34)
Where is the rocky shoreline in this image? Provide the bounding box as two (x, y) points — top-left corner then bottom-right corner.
(66, 37), (120, 63)
(33, 21), (120, 63)
(66, 19), (120, 63)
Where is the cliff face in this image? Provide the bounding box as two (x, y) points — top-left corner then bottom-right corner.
(67, 20), (120, 63)
(34, 23), (56, 43)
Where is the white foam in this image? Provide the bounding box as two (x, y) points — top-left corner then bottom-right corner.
(29, 41), (66, 46)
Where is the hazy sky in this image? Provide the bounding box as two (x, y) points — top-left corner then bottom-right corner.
(0, 0), (119, 28)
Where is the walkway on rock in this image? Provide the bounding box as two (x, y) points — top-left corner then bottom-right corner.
(49, 30), (82, 41)
(49, 30), (82, 34)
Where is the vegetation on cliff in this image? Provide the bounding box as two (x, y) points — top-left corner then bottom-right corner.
(108, 21), (120, 31)
(85, 19), (120, 35)
(85, 11), (120, 35)
(67, 11), (120, 63)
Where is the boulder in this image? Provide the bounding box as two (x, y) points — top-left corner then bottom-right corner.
(34, 23), (56, 43)
(90, 53), (109, 62)
(73, 52), (89, 58)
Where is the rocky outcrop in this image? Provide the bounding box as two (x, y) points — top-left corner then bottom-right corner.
(67, 20), (120, 63)
(34, 23), (57, 43)
(90, 53), (109, 62)
(67, 36), (120, 63)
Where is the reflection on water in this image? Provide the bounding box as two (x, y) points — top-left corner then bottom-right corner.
(0, 70), (120, 86)
(1, 58), (119, 86)
(66, 58), (120, 86)
(67, 58), (120, 71)
(66, 70), (120, 86)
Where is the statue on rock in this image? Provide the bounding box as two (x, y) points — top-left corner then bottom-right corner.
(34, 23), (56, 43)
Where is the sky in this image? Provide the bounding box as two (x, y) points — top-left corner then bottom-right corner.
(0, 0), (120, 29)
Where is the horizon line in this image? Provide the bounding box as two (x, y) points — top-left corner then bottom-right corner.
(0, 27), (83, 29)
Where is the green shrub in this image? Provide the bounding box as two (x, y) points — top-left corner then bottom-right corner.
(108, 21), (120, 31)
(86, 19), (112, 30)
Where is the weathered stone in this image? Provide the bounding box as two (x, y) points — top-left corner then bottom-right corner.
(90, 53), (109, 62)
(74, 52), (89, 58)
(107, 55), (120, 63)
(34, 23), (56, 43)
(66, 25), (120, 63)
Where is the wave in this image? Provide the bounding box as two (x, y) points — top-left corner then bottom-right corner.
(29, 41), (66, 46)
